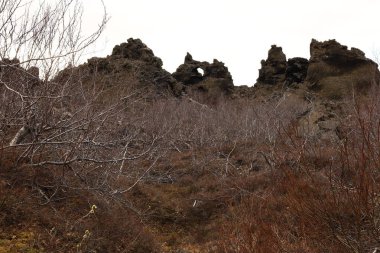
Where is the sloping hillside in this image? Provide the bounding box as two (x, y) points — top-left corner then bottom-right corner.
(1, 38), (380, 252)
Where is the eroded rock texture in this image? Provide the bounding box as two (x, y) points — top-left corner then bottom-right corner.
(257, 45), (287, 85)
(111, 38), (163, 68)
(306, 39), (380, 99)
(172, 53), (234, 94)
(285, 57), (309, 85)
(82, 38), (182, 96)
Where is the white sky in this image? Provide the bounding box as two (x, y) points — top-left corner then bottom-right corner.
(82, 0), (380, 86)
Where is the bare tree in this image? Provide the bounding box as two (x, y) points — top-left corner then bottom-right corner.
(0, 0), (166, 208)
(0, 0), (107, 72)
(1, 0), (107, 143)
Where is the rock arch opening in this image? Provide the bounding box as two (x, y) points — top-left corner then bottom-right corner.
(197, 67), (204, 76)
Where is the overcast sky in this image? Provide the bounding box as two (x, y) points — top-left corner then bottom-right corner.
(82, 0), (380, 86)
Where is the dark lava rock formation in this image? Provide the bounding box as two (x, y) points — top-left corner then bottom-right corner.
(94, 38), (181, 95)
(306, 39), (380, 99)
(111, 38), (164, 68)
(56, 38), (183, 97)
(285, 57), (309, 85)
(250, 39), (380, 141)
(255, 39), (380, 98)
(257, 46), (310, 87)
(54, 37), (380, 107)
(257, 45), (287, 85)
(172, 53), (234, 95)
(172, 53), (204, 85)
(55, 38), (236, 99)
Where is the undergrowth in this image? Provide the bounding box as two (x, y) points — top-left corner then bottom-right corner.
(1, 88), (380, 252)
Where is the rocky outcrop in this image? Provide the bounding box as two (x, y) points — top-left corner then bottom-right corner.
(306, 39), (380, 99)
(111, 38), (163, 68)
(255, 39), (380, 98)
(57, 38), (236, 99)
(257, 45), (287, 85)
(172, 53), (234, 94)
(285, 57), (309, 85)
(257, 46), (309, 87)
(309, 39), (367, 64)
(82, 38), (182, 96)
(252, 39), (380, 142)
(172, 53), (204, 85)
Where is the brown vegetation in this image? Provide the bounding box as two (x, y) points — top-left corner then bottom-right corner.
(3, 83), (380, 252)
(216, 88), (380, 253)
(1, 1), (380, 252)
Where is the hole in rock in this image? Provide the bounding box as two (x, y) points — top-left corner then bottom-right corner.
(197, 68), (204, 76)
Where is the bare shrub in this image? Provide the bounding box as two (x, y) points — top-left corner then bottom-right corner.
(0, 1), (166, 251)
(215, 87), (380, 253)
